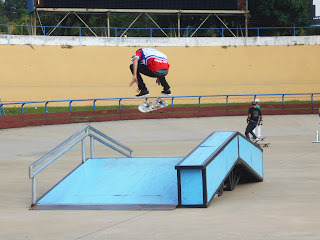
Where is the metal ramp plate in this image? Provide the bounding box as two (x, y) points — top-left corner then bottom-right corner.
(34, 157), (183, 210)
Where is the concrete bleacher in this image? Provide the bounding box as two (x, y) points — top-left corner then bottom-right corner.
(31, 130), (263, 210)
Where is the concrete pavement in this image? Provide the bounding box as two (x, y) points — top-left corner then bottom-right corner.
(0, 114), (319, 240)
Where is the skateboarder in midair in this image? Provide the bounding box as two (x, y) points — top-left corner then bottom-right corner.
(129, 48), (171, 97)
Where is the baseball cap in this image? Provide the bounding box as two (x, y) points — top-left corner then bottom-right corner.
(255, 98), (260, 102)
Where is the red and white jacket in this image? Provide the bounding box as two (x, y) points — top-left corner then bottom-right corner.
(131, 48), (170, 72)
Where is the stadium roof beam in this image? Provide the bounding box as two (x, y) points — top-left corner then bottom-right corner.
(33, 8), (249, 37)
(35, 8), (248, 15)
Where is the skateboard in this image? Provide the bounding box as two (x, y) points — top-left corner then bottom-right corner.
(138, 97), (168, 113)
(253, 137), (270, 147)
(258, 142), (270, 147)
(252, 136), (266, 141)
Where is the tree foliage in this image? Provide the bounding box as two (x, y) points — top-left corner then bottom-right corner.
(249, 0), (310, 27)
(2, 0), (26, 20)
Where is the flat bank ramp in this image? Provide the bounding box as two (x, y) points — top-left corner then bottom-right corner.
(34, 157), (183, 210)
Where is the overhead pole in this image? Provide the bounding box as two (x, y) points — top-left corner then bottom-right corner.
(190, 13), (212, 38)
(33, 10), (36, 35)
(74, 12), (98, 37)
(145, 13), (168, 37)
(178, 12), (181, 37)
(214, 14), (236, 37)
(120, 13), (142, 37)
(46, 12), (70, 36)
(246, 0), (249, 37)
(107, 11), (110, 37)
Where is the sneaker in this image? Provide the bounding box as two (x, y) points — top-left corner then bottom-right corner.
(161, 89), (171, 96)
(253, 138), (259, 143)
(135, 90), (149, 98)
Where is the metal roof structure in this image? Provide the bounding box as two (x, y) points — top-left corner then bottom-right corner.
(28, 0), (249, 37)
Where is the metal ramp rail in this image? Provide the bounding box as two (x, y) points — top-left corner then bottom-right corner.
(29, 124), (133, 206)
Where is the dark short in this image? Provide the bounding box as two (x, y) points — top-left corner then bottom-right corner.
(153, 69), (169, 77)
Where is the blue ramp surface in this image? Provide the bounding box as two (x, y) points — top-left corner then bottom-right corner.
(36, 157), (182, 210)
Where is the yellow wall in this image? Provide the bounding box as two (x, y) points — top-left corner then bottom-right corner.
(0, 44), (319, 104)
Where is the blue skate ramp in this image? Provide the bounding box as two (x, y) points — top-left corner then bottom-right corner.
(35, 157), (183, 210)
(30, 127), (263, 210)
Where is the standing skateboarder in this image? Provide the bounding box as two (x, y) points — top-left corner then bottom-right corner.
(253, 98), (262, 138)
(245, 101), (262, 141)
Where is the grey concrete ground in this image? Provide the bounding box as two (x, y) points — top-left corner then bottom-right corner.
(0, 115), (319, 240)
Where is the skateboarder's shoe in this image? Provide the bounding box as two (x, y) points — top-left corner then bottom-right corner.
(135, 90), (149, 98)
(161, 89), (171, 96)
(253, 138), (259, 143)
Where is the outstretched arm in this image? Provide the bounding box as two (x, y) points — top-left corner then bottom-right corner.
(129, 57), (139, 86)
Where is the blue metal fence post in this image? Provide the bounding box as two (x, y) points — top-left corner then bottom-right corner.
(150, 28), (152, 38)
(226, 96), (229, 112)
(186, 28), (189, 37)
(171, 97), (174, 107)
(93, 100), (97, 111)
(79, 27), (81, 37)
(115, 28), (117, 37)
(45, 102), (49, 113)
(294, 27), (296, 36)
(222, 28), (224, 37)
(7, 25), (9, 35)
(69, 101), (73, 112)
(119, 99), (122, 109)
(0, 105), (2, 117)
(198, 97), (201, 107)
(257, 28), (259, 37)
(21, 103), (25, 114)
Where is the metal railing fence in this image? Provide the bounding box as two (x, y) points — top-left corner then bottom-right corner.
(1, 24), (320, 38)
(1, 93), (320, 117)
(29, 124), (133, 205)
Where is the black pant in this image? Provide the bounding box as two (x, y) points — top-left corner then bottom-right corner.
(245, 121), (258, 139)
(130, 63), (170, 91)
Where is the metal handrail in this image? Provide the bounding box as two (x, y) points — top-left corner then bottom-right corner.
(29, 124), (133, 205)
(1, 93), (320, 116)
(1, 24), (320, 37)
